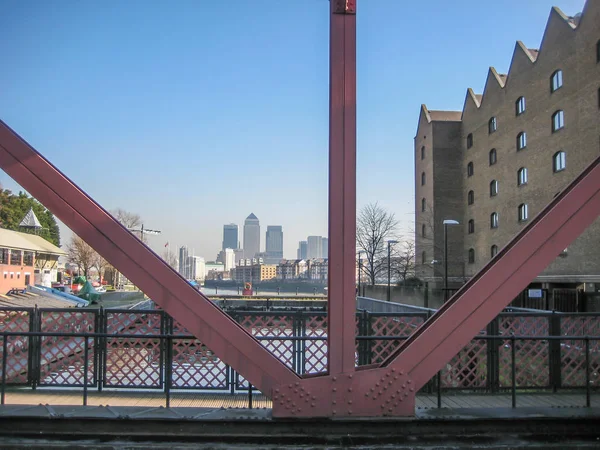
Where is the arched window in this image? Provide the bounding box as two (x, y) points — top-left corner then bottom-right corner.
(553, 151), (566, 172)
(489, 148), (497, 165)
(466, 133), (473, 149)
(421, 223), (426, 238)
(421, 146), (425, 160)
(468, 219), (475, 234)
(421, 251), (427, 265)
(551, 69), (563, 92)
(490, 180), (498, 197)
(491, 245), (498, 258)
(421, 172), (426, 186)
(516, 96), (526, 115)
(468, 190), (474, 205)
(488, 117), (497, 134)
(517, 132), (527, 151)
(518, 203), (529, 222)
(517, 167), (528, 186)
(490, 212), (499, 229)
(468, 248), (475, 264)
(552, 110), (564, 132)
(467, 162), (474, 177)
(421, 198), (426, 212)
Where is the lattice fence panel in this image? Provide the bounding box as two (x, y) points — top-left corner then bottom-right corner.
(560, 316), (600, 387)
(441, 338), (488, 389)
(171, 338), (228, 389)
(104, 311), (163, 388)
(39, 311), (96, 386)
(498, 316), (550, 388)
(0, 310), (32, 384)
(239, 315), (295, 370)
(303, 315), (327, 374)
(369, 315), (425, 364)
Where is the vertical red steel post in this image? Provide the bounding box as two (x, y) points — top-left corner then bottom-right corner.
(328, 0), (357, 375)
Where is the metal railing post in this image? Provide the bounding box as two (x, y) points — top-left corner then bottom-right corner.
(436, 371), (442, 408)
(511, 336), (517, 408)
(549, 311), (562, 391)
(83, 335), (89, 406)
(1, 335), (7, 405)
(585, 337), (591, 408)
(248, 384), (253, 409)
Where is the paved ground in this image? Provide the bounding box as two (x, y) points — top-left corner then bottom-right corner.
(3, 388), (598, 410)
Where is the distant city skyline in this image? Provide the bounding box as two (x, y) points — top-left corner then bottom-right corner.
(1, 1), (583, 260)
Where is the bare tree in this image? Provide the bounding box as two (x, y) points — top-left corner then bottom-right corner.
(393, 240), (416, 283)
(356, 202), (399, 285)
(92, 253), (110, 283)
(112, 208), (142, 229)
(160, 248), (177, 269)
(67, 236), (95, 278)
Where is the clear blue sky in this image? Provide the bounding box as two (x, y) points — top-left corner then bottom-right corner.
(0, 0), (585, 260)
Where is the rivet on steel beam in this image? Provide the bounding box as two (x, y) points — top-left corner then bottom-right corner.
(392, 368), (396, 372)
(349, 374), (353, 379)
(333, 388), (337, 392)
(348, 410), (353, 415)
(333, 410), (337, 415)
(376, 382), (380, 387)
(403, 384), (406, 388)
(275, 389), (280, 393)
(348, 388), (352, 392)
(407, 380), (412, 384)
(294, 389), (298, 393)
(289, 384), (292, 388)
(388, 408), (393, 412)
(410, 388), (415, 392)
(312, 396), (316, 400)
(333, 400), (337, 405)
(311, 403), (316, 407)
(333, 377), (337, 381)
(300, 393), (304, 397)
(295, 382), (299, 386)
(348, 400), (353, 405)
(400, 371), (404, 375)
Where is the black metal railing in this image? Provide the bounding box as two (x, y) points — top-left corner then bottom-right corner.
(0, 306), (598, 409)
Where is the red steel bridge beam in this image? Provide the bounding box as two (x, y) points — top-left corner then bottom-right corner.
(3, 0), (600, 418)
(0, 121), (300, 395)
(328, 0), (357, 376)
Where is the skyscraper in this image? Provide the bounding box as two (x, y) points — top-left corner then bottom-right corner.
(265, 225), (283, 263)
(307, 236), (323, 260)
(243, 213), (260, 259)
(222, 224), (239, 250)
(321, 238), (329, 259)
(178, 246), (190, 279)
(297, 241), (308, 260)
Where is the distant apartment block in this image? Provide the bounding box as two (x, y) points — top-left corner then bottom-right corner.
(189, 256), (205, 282)
(233, 262), (277, 283)
(321, 238), (329, 259)
(216, 248), (236, 271)
(276, 259), (308, 281)
(414, 1), (600, 290)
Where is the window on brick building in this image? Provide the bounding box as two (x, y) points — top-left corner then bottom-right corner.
(517, 132), (527, 151)
(491, 245), (498, 258)
(9, 250), (22, 266)
(421, 198), (426, 212)
(468, 190), (474, 205)
(518, 203), (529, 222)
(597, 40), (600, 63)
(23, 252), (33, 266)
(553, 151), (566, 172)
(468, 219), (475, 234)
(516, 96), (526, 115)
(488, 117), (497, 134)
(466, 133), (473, 149)
(490, 180), (498, 197)
(489, 148), (497, 166)
(552, 110), (564, 132)
(517, 167), (528, 186)
(468, 248), (475, 264)
(421, 146), (425, 160)
(490, 212), (499, 229)
(467, 162), (474, 177)
(422, 251), (427, 265)
(421, 172), (426, 186)
(422, 224), (426, 238)
(551, 70), (563, 92)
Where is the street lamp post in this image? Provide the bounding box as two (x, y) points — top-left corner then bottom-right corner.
(443, 219), (459, 302)
(357, 251), (365, 297)
(387, 240), (398, 302)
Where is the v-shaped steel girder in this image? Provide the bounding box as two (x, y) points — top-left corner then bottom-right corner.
(1, 0), (599, 417)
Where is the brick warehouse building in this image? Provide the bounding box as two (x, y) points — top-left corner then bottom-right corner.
(414, 1), (600, 296)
